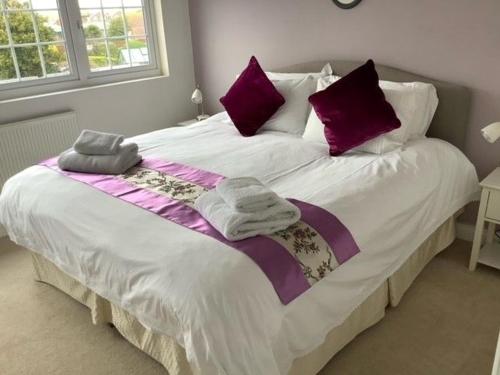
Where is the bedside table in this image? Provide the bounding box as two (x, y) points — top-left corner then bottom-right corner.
(469, 167), (500, 271)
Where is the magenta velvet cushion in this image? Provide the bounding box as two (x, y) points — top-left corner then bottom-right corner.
(220, 56), (285, 136)
(308, 60), (401, 156)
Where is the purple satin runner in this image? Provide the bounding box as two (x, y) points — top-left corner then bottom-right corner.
(40, 157), (360, 304)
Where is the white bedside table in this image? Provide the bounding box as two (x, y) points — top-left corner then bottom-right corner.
(469, 167), (500, 271)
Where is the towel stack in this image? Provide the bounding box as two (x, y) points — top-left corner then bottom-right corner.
(58, 130), (142, 174)
(195, 177), (301, 241)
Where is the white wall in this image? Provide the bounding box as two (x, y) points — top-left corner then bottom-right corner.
(0, 0), (197, 136)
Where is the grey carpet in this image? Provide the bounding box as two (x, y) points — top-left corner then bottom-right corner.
(0, 237), (499, 375)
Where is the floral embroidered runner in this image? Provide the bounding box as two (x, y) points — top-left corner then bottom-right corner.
(40, 157), (360, 304)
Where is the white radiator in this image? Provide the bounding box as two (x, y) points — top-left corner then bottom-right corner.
(0, 112), (80, 188)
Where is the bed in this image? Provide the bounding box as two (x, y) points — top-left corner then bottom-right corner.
(0, 60), (479, 375)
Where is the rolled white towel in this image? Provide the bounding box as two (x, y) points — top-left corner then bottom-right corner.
(58, 143), (141, 175)
(73, 129), (125, 155)
(216, 177), (279, 213)
(195, 189), (300, 241)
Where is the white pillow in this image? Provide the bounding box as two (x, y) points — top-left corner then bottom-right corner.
(260, 76), (316, 135)
(379, 80), (439, 139)
(259, 63), (333, 135)
(266, 63), (332, 81)
(303, 76), (439, 154)
(302, 76), (340, 143)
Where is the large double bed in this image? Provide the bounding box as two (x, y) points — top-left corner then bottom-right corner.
(0, 61), (479, 374)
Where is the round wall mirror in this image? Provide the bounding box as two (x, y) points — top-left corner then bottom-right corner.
(332, 0), (363, 9)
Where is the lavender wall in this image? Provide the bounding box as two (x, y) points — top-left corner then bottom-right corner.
(189, 0), (500, 179)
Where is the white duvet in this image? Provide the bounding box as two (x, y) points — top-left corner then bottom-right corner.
(0, 113), (479, 375)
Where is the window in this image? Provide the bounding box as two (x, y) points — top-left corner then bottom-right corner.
(0, 0), (158, 91)
(78, 0), (154, 73)
(0, 0), (74, 84)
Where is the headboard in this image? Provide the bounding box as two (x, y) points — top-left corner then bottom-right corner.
(275, 60), (471, 151)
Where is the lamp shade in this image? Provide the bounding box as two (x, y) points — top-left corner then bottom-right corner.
(481, 122), (500, 144)
(191, 88), (203, 105)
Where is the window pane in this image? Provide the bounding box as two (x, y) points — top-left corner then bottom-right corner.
(81, 9), (105, 39)
(0, 48), (17, 82)
(0, 0), (74, 89)
(8, 11), (36, 44)
(35, 10), (63, 42)
(15, 45), (43, 79)
(127, 36), (148, 66)
(87, 40), (109, 71)
(0, 15), (8, 45)
(108, 37), (127, 68)
(125, 8), (145, 36)
(102, 0), (122, 7)
(42, 43), (69, 76)
(104, 9), (124, 37)
(123, 0), (142, 6)
(79, 0), (154, 75)
(31, 0), (58, 9)
(5, 0), (29, 10)
(78, 0), (101, 8)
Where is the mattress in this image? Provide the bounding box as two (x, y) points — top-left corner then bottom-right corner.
(0, 113), (479, 375)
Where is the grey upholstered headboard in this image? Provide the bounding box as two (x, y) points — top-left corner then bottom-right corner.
(275, 60), (471, 151)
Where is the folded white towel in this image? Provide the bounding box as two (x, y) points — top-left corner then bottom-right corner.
(216, 177), (279, 213)
(58, 143), (141, 175)
(195, 189), (300, 241)
(73, 129), (125, 155)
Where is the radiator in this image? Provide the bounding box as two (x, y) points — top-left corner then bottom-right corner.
(0, 112), (80, 188)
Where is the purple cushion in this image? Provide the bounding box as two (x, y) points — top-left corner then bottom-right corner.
(308, 60), (401, 156)
(220, 56), (285, 136)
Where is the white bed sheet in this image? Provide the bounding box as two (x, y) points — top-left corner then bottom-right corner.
(0, 113), (479, 375)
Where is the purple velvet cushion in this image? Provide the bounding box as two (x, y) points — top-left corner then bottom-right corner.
(220, 56), (285, 136)
(308, 60), (401, 156)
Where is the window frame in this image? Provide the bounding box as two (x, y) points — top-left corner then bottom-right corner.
(0, 0), (161, 96)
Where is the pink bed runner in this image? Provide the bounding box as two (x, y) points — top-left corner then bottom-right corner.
(40, 158), (360, 304)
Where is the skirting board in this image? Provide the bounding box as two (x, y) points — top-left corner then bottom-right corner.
(456, 222), (475, 242)
(455, 221), (499, 243)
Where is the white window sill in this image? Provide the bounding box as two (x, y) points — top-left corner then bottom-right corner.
(0, 68), (166, 104)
